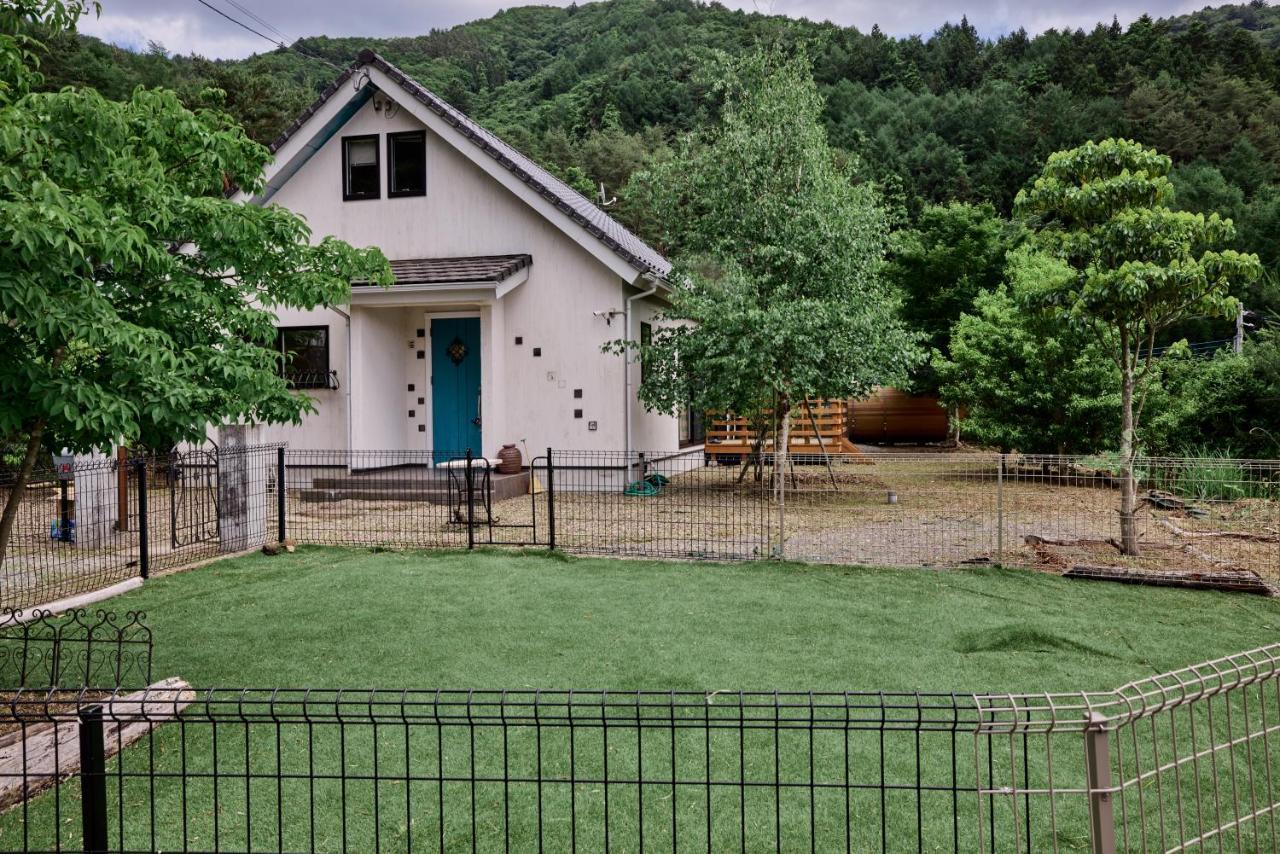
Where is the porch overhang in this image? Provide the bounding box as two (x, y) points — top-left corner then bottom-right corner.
(351, 254), (531, 306)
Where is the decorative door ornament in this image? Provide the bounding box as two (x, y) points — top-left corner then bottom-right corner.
(446, 337), (469, 366)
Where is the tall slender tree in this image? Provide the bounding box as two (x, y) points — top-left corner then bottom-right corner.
(1015, 139), (1260, 554)
(618, 48), (919, 516)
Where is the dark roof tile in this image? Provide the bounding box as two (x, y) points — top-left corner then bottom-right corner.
(353, 254), (532, 287)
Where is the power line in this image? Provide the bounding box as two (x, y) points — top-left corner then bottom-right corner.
(221, 0), (289, 42)
(189, 0), (345, 73)
(192, 0), (282, 49)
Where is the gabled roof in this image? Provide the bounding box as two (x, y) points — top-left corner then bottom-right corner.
(268, 50), (671, 281)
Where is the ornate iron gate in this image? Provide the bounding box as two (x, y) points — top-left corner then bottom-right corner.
(169, 448), (218, 549)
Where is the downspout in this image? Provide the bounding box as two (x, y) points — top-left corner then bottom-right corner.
(624, 278), (659, 480)
(331, 305), (354, 455)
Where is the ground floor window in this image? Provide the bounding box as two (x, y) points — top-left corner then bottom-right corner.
(276, 326), (332, 389)
(679, 407), (705, 447)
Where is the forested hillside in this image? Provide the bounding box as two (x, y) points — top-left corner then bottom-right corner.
(29, 0), (1280, 454)
(34, 1), (1280, 266)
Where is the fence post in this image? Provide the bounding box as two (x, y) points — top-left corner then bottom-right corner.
(546, 447), (556, 551)
(1084, 713), (1118, 854)
(465, 449), (475, 551)
(276, 447), (286, 543)
(996, 453), (1005, 566)
(135, 459), (149, 580)
(78, 704), (109, 854)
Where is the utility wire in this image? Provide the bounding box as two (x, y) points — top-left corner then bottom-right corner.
(221, 0), (289, 42)
(192, 0), (281, 48)
(189, 0), (346, 73)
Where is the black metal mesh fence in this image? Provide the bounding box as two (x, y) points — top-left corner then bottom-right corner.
(0, 446), (280, 611)
(0, 456), (141, 611)
(531, 449), (773, 560)
(4, 446), (1278, 611)
(3, 643), (1279, 853)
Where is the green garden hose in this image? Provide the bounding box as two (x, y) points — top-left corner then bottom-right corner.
(624, 480), (661, 497)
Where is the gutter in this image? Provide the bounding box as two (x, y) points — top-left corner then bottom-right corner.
(623, 276), (660, 480)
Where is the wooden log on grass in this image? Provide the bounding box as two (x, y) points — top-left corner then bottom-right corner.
(1064, 565), (1278, 597)
(0, 676), (193, 810)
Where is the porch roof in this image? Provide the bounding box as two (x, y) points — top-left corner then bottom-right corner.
(355, 254), (532, 287)
(350, 254), (532, 305)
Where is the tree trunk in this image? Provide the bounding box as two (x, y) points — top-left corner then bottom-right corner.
(775, 398), (791, 558)
(1118, 334), (1140, 557)
(0, 419), (49, 567)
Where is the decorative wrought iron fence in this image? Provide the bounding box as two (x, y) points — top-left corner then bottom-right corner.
(0, 608), (152, 691)
(0, 645), (1277, 852)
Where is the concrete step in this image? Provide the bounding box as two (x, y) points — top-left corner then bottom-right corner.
(312, 475), (449, 489)
(299, 472), (530, 504)
(299, 487), (451, 504)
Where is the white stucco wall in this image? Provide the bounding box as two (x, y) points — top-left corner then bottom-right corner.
(256, 95), (676, 455)
(252, 305), (350, 450)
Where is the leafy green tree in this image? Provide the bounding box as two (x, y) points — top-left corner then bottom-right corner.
(0, 0), (392, 564)
(619, 48), (919, 496)
(934, 249), (1119, 454)
(886, 202), (1023, 390)
(1015, 138), (1261, 554)
(1146, 330), (1280, 458)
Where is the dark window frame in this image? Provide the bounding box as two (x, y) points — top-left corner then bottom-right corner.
(276, 325), (332, 389)
(639, 321), (653, 386)
(342, 134), (380, 201)
(679, 408), (706, 448)
(387, 130), (427, 198)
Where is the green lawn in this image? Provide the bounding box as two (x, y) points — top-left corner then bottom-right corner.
(5, 547), (1279, 853)
(122, 546), (1278, 692)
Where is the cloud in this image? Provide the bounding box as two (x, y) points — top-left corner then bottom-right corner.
(75, 0), (1215, 60)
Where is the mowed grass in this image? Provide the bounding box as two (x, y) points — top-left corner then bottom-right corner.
(123, 546), (1278, 691)
(4, 547), (1280, 853)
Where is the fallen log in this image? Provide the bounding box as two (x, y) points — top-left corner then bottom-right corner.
(1064, 565), (1278, 597)
(1024, 535), (1117, 548)
(1155, 516), (1280, 543)
(0, 677), (193, 810)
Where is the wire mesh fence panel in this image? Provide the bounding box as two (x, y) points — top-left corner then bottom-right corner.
(0, 688), (1016, 854)
(0, 456), (141, 611)
(777, 452), (1003, 568)
(3, 646), (1278, 852)
(978, 644), (1280, 854)
(283, 450), (481, 551)
(531, 449), (773, 560)
(1002, 455), (1280, 586)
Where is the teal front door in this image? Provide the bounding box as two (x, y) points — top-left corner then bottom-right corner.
(431, 317), (482, 456)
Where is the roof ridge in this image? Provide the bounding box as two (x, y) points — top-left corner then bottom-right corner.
(270, 49), (671, 280)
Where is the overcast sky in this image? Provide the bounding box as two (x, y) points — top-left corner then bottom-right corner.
(77, 0), (1213, 60)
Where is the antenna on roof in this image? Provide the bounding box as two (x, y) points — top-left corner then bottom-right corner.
(597, 182), (617, 208)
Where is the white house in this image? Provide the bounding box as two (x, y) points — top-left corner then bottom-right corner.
(237, 50), (700, 459)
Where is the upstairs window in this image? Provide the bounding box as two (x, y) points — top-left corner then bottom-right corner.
(277, 326), (332, 389)
(388, 131), (426, 197)
(342, 135), (379, 200)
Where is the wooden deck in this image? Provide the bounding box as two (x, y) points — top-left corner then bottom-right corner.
(704, 400), (864, 460)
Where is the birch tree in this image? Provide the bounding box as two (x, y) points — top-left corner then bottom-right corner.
(618, 48), (919, 506)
